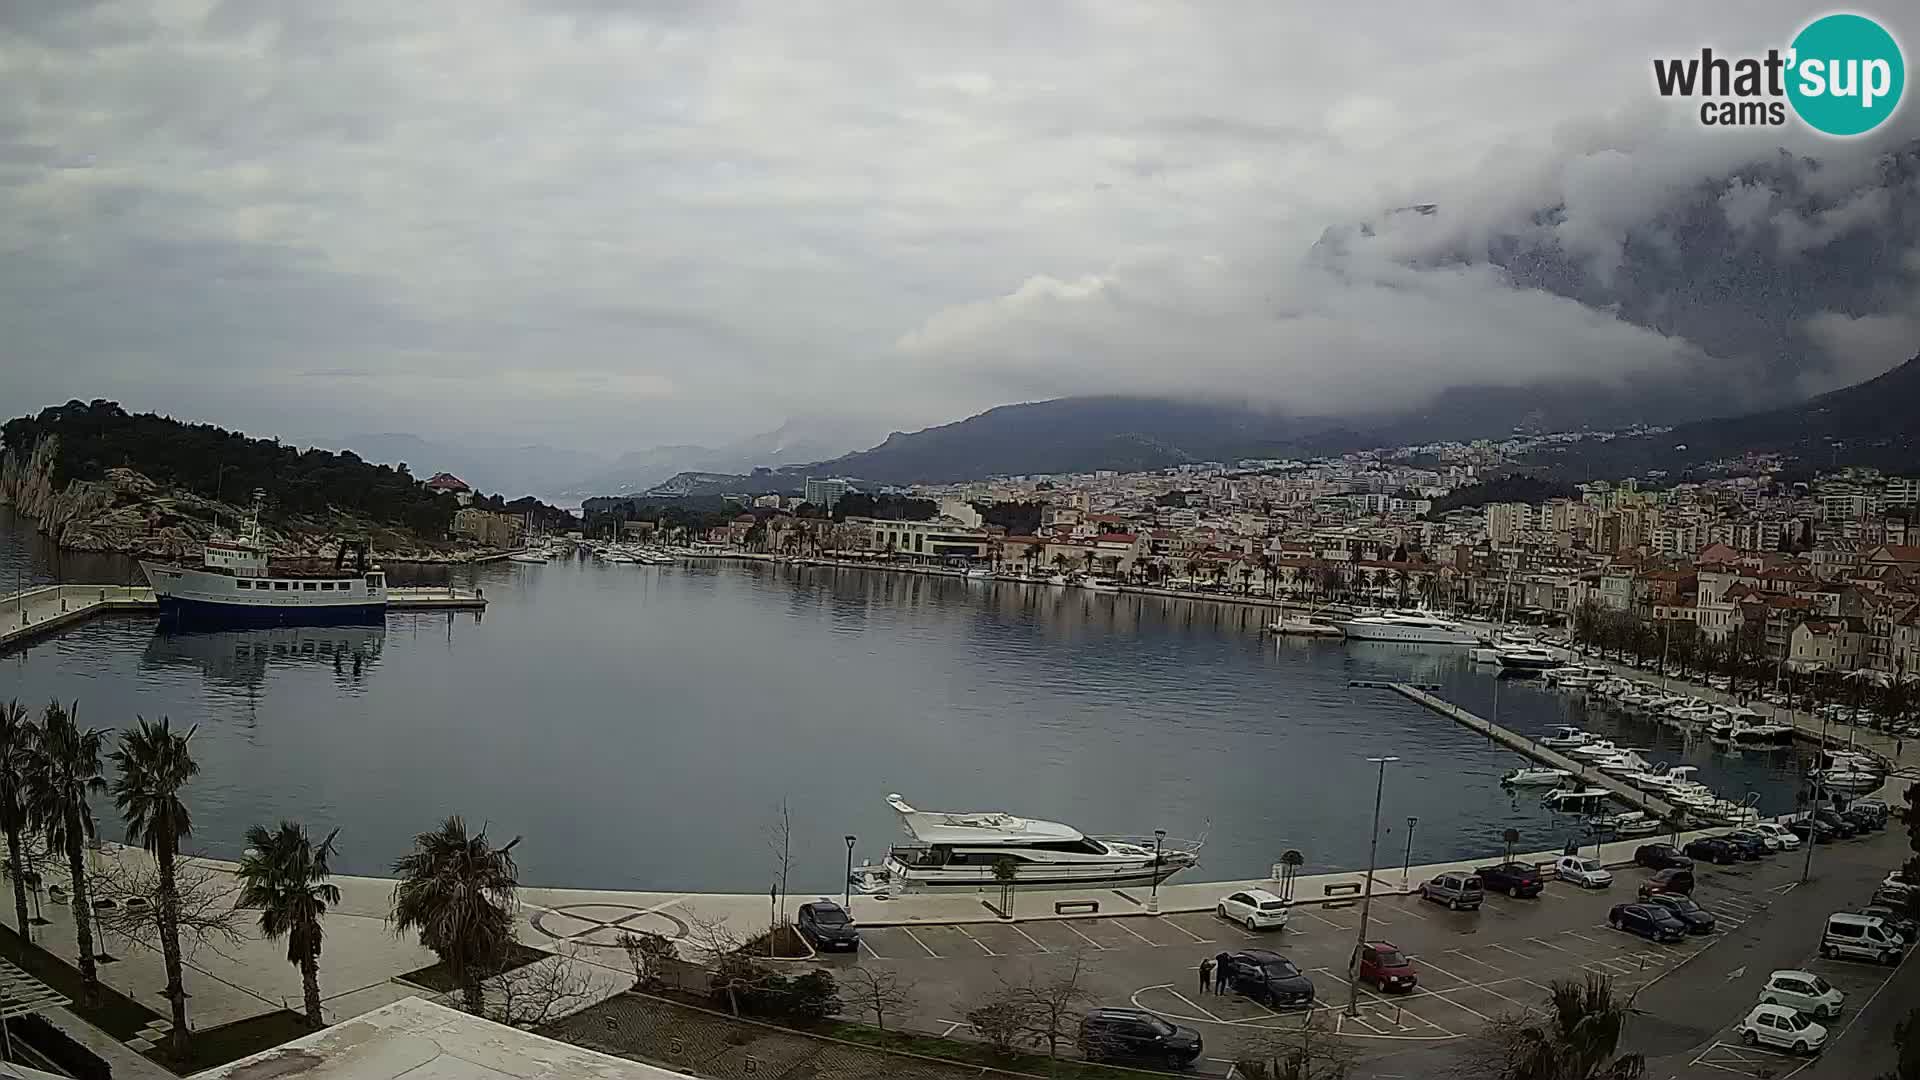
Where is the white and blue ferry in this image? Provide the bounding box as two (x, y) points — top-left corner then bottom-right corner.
(140, 500), (387, 625)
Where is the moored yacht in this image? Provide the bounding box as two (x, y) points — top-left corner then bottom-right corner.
(1496, 644), (1561, 671)
(1337, 609), (1484, 645)
(1541, 726), (1595, 749)
(1501, 766), (1573, 786)
(848, 794), (1202, 896)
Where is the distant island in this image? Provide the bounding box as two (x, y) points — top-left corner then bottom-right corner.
(0, 400), (572, 560)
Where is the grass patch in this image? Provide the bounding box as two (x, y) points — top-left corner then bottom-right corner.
(145, 1009), (313, 1073)
(821, 1021), (1151, 1079)
(0, 915), (165, 1042)
(397, 941), (548, 993)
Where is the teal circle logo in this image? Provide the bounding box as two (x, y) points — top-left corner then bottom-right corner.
(1787, 13), (1905, 136)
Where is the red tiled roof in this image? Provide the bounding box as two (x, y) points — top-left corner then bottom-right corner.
(425, 472), (469, 491)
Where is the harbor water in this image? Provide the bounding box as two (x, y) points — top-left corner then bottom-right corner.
(1, 509), (1815, 894)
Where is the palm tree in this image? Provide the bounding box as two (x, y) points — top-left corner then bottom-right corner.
(1493, 973), (1645, 1080)
(0, 700), (37, 945)
(236, 822), (341, 1029)
(110, 717), (200, 1057)
(25, 700), (107, 1005)
(390, 816), (522, 1015)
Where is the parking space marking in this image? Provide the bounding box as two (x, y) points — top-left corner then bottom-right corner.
(953, 925), (998, 956)
(1445, 948), (1502, 972)
(1060, 921), (1110, 950)
(1527, 936), (1573, 954)
(1006, 923), (1051, 953)
(1301, 910), (1353, 931)
(937, 1019), (965, 1037)
(859, 938), (887, 960)
(1113, 919), (1162, 947)
(1523, 978), (1553, 993)
(1563, 930), (1603, 945)
(1345, 1012), (1386, 1035)
(1165, 987), (1225, 1023)
(1390, 904), (1429, 921)
(1159, 918), (1213, 944)
(900, 927), (941, 958)
(1486, 942), (1531, 962)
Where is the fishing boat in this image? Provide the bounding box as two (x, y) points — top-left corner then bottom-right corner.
(1590, 811), (1661, 837)
(139, 495), (387, 626)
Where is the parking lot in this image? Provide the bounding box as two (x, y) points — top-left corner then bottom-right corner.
(815, 851), (1816, 1075)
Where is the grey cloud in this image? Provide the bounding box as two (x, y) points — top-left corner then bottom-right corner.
(2, 1), (1917, 457)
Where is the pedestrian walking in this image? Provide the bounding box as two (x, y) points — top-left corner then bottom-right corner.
(1214, 951), (1232, 995)
(1199, 957), (1214, 994)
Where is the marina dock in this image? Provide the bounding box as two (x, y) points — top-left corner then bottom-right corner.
(1386, 681), (1682, 821)
(1, 583), (486, 652)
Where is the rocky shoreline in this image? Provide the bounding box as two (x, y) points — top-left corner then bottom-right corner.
(0, 439), (503, 564)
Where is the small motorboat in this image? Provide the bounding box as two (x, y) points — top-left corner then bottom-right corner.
(1497, 645), (1561, 671)
(1541, 726), (1594, 749)
(1566, 740), (1622, 760)
(1501, 766), (1574, 786)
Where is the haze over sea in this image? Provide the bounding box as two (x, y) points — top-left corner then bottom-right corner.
(1, 509), (1810, 894)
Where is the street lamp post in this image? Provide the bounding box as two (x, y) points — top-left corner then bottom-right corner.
(1149, 829), (1167, 914)
(1347, 756), (1399, 1017)
(1401, 817), (1418, 892)
(1803, 716), (1829, 884)
(842, 835), (856, 913)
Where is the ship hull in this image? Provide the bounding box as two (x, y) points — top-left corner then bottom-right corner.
(157, 595), (386, 627)
(1339, 623), (1481, 645)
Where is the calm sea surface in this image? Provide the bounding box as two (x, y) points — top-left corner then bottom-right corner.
(1, 509), (1814, 894)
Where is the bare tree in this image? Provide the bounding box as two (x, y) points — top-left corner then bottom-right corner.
(685, 910), (781, 1017)
(766, 799), (794, 927)
(488, 946), (598, 1029)
(963, 988), (1025, 1056)
(1010, 948), (1095, 1060)
(841, 967), (916, 1031)
(92, 855), (245, 963)
(616, 929), (678, 990)
(1235, 1011), (1356, 1080)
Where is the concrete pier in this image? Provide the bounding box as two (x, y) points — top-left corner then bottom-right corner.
(1386, 682), (1682, 820)
(1, 583), (486, 653)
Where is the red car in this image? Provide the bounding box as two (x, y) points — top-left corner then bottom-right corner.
(1351, 941), (1418, 993)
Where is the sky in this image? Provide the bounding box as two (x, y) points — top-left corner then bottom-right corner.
(3, 1), (1918, 460)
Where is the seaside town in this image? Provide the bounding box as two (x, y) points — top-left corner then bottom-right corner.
(477, 435), (1920, 686)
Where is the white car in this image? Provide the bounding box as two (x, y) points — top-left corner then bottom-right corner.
(1217, 888), (1292, 930)
(1885, 870), (1912, 890)
(1751, 823), (1801, 850)
(1737, 1003), (1828, 1054)
(1554, 855), (1613, 889)
(1760, 970), (1845, 1020)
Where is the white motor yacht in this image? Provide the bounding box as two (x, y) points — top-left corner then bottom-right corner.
(1497, 645), (1562, 671)
(1501, 766), (1574, 786)
(1337, 609), (1484, 645)
(848, 794), (1202, 896)
(1596, 750), (1656, 778)
(506, 550), (548, 564)
(1729, 719), (1795, 746)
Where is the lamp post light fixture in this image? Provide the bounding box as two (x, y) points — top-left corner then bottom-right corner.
(1149, 829), (1167, 914)
(1346, 755), (1399, 1017)
(1401, 816), (1418, 892)
(843, 835), (857, 912)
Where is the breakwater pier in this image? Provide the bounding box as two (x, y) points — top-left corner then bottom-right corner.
(1, 583), (486, 653)
(1386, 681), (1683, 820)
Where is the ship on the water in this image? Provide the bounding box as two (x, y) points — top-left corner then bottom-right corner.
(138, 495), (387, 626)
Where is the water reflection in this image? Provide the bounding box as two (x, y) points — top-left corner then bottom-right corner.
(141, 624), (386, 692)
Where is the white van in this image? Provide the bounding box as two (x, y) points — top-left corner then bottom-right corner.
(1820, 913), (1905, 965)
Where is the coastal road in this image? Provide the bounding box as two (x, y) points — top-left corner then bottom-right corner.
(817, 824), (1910, 1077)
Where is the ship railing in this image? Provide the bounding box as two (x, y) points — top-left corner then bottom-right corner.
(1091, 834), (1206, 857)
